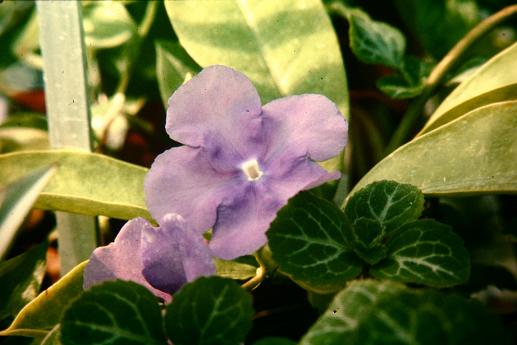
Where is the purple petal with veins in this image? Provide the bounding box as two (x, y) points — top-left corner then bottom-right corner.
(145, 65), (348, 259)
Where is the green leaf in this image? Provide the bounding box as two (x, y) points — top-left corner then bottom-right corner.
(214, 258), (257, 280)
(330, 4), (405, 69)
(267, 193), (362, 293)
(301, 280), (510, 345)
(0, 128), (49, 153)
(0, 261), (86, 338)
(155, 40), (199, 107)
(0, 165), (56, 258)
(0, 150), (150, 220)
(348, 101), (517, 197)
(165, 276), (253, 345)
(371, 220), (470, 287)
(345, 218), (388, 265)
(421, 42), (517, 134)
(60, 280), (166, 345)
(82, 2), (137, 49)
(395, 0), (479, 59)
(0, 242), (47, 321)
(344, 180), (424, 233)
(164, 0), (348, 116)
(376, 75), (424, 99)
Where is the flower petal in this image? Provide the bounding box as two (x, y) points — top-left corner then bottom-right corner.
(141, 214), (215, 294)
(166, 65), (265, 162)
(144, 145), (240, 233)
(83, 218), (170, 301)
(209, 185), (283, 260)
(262, 94), (348, 162)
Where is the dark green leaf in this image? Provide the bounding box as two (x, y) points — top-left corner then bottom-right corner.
(0, 150), (150, 221)
(165, 276), (253, 345)
(268, 193), (362, 293)
(155, 40), (199, 107)
(371, 220), (470, 287)
(347, 101), (517, 197)
(376, 75), (424, 99)
(330, 3), (405, 69)
(301, 280), (510, 345)
(60, 280), (166, 345)
(344, 217), (387, 265)
(0, 242), (47, 321)
(253, 338), (297, 345)
(344, 180), (424, 234)
(0, 261), (86, 338)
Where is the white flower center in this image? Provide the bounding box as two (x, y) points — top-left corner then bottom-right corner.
(240, 158), (264, 181)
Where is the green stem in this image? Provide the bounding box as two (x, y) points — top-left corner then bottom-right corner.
(384, 4), (517, 155)
(242, 254), (267, 291)
(37, 1), (97, 274)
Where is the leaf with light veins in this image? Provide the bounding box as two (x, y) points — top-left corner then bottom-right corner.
(371, 220), (470, 287)
(268, 193), (363, 293)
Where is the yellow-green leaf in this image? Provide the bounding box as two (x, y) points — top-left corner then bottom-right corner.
(0, 150), (150, 220)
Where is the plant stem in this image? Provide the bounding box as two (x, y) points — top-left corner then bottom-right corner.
(385, 4), (517, 155)
(242, 254), (267, 291)
(37, 1), (97, 274)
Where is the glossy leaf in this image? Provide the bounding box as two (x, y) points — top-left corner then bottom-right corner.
(344, 180), (424, 233)
(330, 4), (405, 69)
(0, 150), (150, 220)
(82, 2), (136, 49)
(422, 42), (517, 134)
(345, 218), (387, 265)
(165, 276), (253, 345)
(371, 220), (470, 287)
(268, 193), (362, 293)
(0, 261), (86, 338)
(155, 40), (199, 107)
(301, 280), (510, 345)
(347, 101), (517, 198)
(60, 280), (166, 345)
(0, 165), (56, 258)
(164, 0), (349, 116)
(0, 242), (47, 321)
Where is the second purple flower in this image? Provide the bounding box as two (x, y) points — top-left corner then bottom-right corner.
(145, 66), (348, 259)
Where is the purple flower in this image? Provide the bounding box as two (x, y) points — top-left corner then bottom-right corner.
(145, 66), (348, 260)
(83, 214), (215, 300)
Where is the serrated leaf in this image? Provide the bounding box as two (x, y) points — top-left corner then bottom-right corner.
(0, 150), (150, 220)
(345, 9), (405, 69)
(60, 280), (166, 345)
(371, 220), (470, 287)
(0, 261), (85, 338)
(164, 0), (348, 116)
(268, 193), (362, 293)
(165, 276), (253, 345)
(0, 242), (47, 321)
(0, 165), (55, 258)
(421, 42), (517, 134)
(347, 101), (517, 197)
(82, 2), (136, 49)
(344, 180), (424, 234)
(155, 40), (199, 107)
(301, 280), (510, 345)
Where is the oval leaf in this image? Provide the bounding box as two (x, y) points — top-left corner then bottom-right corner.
(301, 280), (510, 345)
(0, 150), (150, 220)
(348, 101), (517, 197)
(164, 0), (348, 115)
(1, 261), (85, 338)
(421, 42), (517, 134)
(165, 276), (253, 345)
(60, 280), (166, 345)
(268, 193), (362, 293)
(371, 220), (470, 287)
